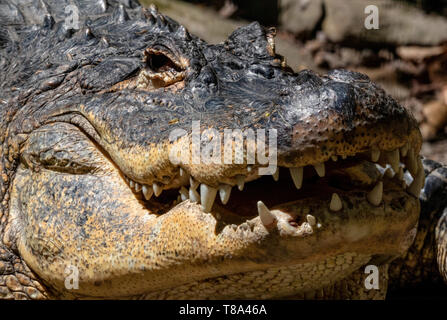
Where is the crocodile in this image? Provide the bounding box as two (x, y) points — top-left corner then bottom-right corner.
(0, 0), (446, 300)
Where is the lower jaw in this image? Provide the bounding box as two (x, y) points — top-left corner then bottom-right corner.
(60, 184), (418, 299)
(140, 251), (373, 299)
(138, 181), (419, 299)
(55, 171), (419, 299)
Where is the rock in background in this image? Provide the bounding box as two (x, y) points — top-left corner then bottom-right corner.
(322, 0), (447, 46)
(279, 0), (323, 39)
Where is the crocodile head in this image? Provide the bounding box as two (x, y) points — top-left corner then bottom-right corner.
(1, 4), (423, 299)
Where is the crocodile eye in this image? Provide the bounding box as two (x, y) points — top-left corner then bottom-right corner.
(137, 48), (187, 89)
(147, 51), (182, 73)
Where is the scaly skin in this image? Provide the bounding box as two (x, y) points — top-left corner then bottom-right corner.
(0, 0), (445, 299)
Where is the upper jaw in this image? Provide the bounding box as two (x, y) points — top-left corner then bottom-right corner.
(78, 63), (422, 199)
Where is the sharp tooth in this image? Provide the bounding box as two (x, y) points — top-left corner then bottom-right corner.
(331, 155), (338, 162)
(367, 181), (383, 206)
(219, 184), (232, 205)
(400, 143), (409, 157)
(329, 193), (342, 211)
(314, 163), (325, 177)
(384, 166), (395, 178)
(272, 167), (279, 181)
(405, 150), (418, 177)
(236, 175), (245, 191)
(179, 186), (189, 201)
(257, 201), (276, 226)
(142, 185), (153, 200)
(306, 214), (316, 227)
(190, 176), (199, 190)
(342, 155), (347, 159)
(375, 164), (387, 176)
(179, 168), (188, 178)
(134, 183), (142, 192)
(153, 183), (162, 197)
(403, 171), (413, 187)
(388, 149), (400, 172)
(407, 167), (425, 197)
(247, 166), (253, 173)
(200, 184), (217, 213)
(189, 187), (200, 203)
(289, 167), (303, 189)
(125, 177), (129, 183)
(371, 147), (380, 162)
(129, 180), (135, 188)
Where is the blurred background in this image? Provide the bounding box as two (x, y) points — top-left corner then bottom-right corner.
(141, 0), (447, 164)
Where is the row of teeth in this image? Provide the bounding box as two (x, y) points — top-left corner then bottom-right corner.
(125, 144), (424, 225)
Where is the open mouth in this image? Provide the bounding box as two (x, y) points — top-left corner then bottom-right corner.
(122, 142), (424, 228)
